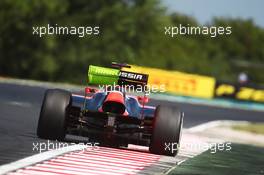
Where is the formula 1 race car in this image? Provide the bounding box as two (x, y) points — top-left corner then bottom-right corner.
(37, 63), (183, 156)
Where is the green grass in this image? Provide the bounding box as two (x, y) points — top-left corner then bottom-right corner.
(168, 143), (264, 175)
(232, 123), (264, 135)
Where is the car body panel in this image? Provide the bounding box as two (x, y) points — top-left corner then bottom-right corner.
(72, 92), (155, 119)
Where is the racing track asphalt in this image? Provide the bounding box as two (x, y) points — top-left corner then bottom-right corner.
(0, 82), (264, 165)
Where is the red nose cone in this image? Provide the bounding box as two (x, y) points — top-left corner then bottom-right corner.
(102, 92), (126, 114)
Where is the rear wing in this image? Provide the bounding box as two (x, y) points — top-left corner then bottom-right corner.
(88, 65), (148, 87)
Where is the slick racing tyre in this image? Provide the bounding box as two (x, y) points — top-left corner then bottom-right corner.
(149, 105), (183, 156)
(37, 89), (71, 140)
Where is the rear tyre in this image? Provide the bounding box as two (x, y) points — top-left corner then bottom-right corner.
(149, 105), (183, 156)
(37, 89), (71, 140)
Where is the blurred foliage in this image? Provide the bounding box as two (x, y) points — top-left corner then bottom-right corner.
(0, 0), (263, 84)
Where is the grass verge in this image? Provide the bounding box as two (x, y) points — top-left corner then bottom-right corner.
(232, 123), (264, 135)
(168, 143), (264, 175)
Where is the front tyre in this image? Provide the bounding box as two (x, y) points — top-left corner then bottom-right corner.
(149, 105), (183, 156)
(37, 89), (71, 140)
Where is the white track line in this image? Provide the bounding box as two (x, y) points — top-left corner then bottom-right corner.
(0, 146), (160, 175)
(187, 120), (251, 132)
(163, 121), (233, 175)
(6, 101), (32, 108)
(0, 120), (234, 175)
(0, 145), (86, 175)
(187, 121), (225, 133)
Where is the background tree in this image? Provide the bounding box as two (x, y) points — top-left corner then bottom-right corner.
(0, 0), (263, 85)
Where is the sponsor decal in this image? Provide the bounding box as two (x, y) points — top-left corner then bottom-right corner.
(119, 70), (148, 82)
(119, 71), (143, 80)
(123, 65), (215, 98)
